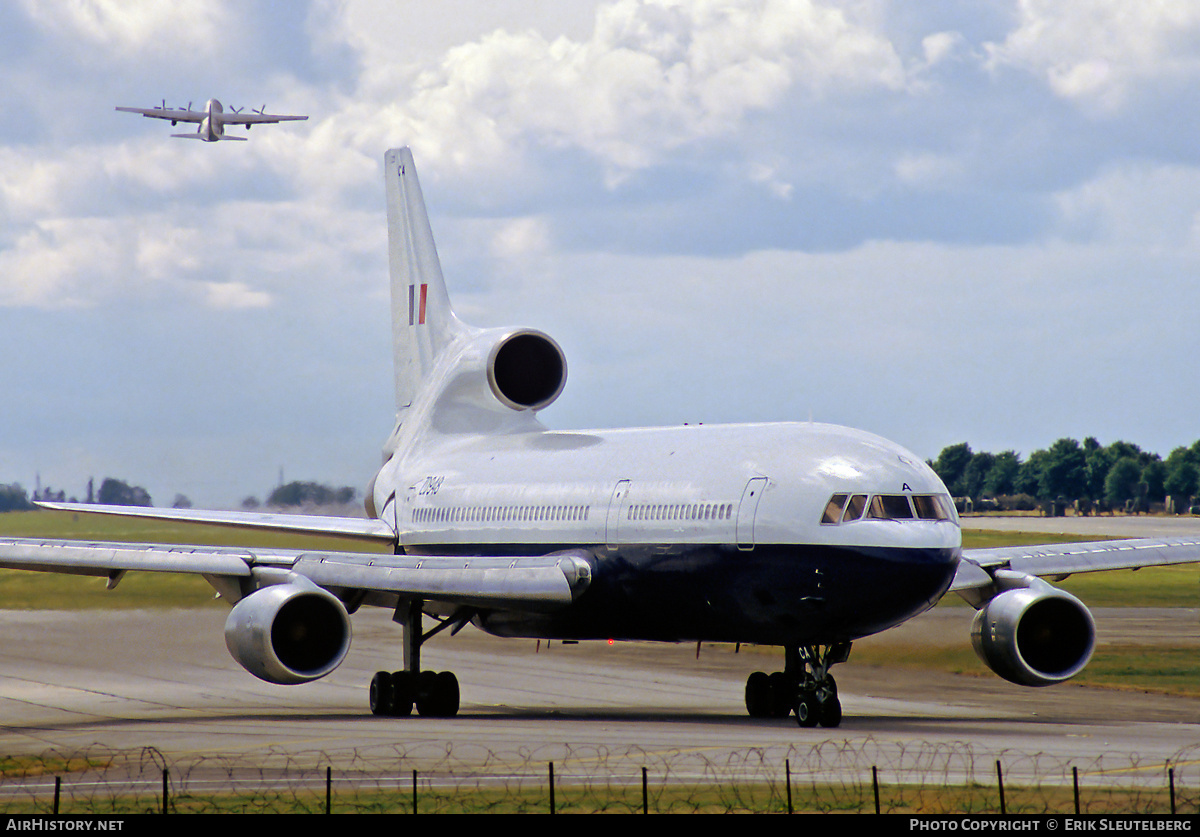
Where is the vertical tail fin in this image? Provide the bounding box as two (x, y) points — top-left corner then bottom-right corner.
(385, 148), (463, 414)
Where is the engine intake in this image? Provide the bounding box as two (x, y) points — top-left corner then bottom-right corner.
(970, 575), (1095, 687)
(224, 581), (352, 685)
(488, 330), (566, 411)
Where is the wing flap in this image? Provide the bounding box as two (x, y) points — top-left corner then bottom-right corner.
(293, 550), (592, 611)
(953, 536), (1200, 592)
(0, 537), (254, 578)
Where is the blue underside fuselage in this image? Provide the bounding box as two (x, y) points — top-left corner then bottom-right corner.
(470, 541), (959, 646)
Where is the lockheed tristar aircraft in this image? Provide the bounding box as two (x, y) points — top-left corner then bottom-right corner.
(116, 99), (307, 141)
(4, 148), (1200, 727)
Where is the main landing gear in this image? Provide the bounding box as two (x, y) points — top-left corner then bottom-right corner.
(369, 598), (466, 718)
(744, 642), (850, 728)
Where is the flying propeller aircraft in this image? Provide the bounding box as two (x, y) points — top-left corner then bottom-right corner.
(3, 148), (1200, 727)
(116, 98), (307, 141)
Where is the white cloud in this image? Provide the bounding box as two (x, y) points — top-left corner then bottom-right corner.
(1052, 163), (1200, 247)
(331, 0), (908, 179)
(199, 281), (273, 309)
(17, 0), (231, 59)
(984, 0), (1200, 113)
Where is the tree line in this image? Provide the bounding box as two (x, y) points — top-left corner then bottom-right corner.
(931, 437), (1200, 514)
(0, 479), (359, 513)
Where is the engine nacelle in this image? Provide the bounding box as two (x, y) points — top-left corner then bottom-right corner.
(224, 581), (352, 685)
(487, 329), (567, 411)
(970, 575), (1095, 687)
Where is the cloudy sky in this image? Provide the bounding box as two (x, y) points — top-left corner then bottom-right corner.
(3, 0), (1200, 508)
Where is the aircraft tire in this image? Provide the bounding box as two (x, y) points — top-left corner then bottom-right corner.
(795, 692), (819, 728)
(415, 670), (460, 717)
(744, 671), (770, 718)
(818, 696), (842, 728)
(369, 671), (393, 716)
(767, 671), (793, 718)
(389, 670), (415, 717)
(435, 671), (460, 717)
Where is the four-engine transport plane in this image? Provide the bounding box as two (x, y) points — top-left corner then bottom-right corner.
(116, 99), (307, 141)
(4, 148), (1200, 726)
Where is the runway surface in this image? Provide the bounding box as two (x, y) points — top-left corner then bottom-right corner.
(1, 515), (1198, 794)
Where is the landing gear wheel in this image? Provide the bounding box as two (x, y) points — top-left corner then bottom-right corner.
(415, 670), (460, 717)
(767, 672), (794, 718)
(745, 671), (771, 718)
(389, 670), (415, 716)
(817, 675), (841, 728)
(369, 671), (393, 716)
(819, 695), (842, 728)
(795, 692), (819, 728)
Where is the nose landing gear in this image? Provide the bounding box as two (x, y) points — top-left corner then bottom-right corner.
(744, 642), (850, 728)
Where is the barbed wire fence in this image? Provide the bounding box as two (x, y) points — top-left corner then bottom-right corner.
(1, 739), (1197, 814)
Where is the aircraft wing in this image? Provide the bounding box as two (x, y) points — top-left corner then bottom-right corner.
(116, 106), (204, 123)
(35, 501), (396, 544)
(0, 537), (591, 612)
(953, 536), (1200, 592)
(221, 112), (308, 125)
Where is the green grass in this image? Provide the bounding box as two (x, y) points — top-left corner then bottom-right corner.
(5, 782), (1190, 815)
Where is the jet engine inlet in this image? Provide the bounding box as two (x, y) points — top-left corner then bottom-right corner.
(224, 582), (352, 685)
(970, 581), (1095, 687)
(488, 331), (566, 411)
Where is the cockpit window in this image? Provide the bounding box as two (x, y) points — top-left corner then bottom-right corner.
(844, 494), (868, 521)
(913, 494), (955, 521)
(821, 492), (953, 524)
(869, 495), (914, 520)
(821, 494), (848, 524)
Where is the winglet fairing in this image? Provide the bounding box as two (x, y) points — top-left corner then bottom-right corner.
(2, 149), (1200, 727)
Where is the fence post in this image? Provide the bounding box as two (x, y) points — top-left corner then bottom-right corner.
(326, 765), (332, 814)
(1169, 766), (1176, 816)
(873, 766), (880, 814)
(642, 766), (648, 814)
(996, 760), (1006, 815)
(162, 768), (168, 814)
(785, 759), (793, 814)
(412, 769), (418, 815)
(1073, 766), (1080, 815)
(549, 762), (555, 814)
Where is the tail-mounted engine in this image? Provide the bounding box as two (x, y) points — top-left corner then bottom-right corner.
(486, 329), (567, 411)
(970, 570), (1095, 687)
(427, 328), (567, 420)
(224, 580), (352, 685)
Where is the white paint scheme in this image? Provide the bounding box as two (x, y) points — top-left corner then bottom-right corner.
(116, 99), (307, 142)
(3, 147), (1200, 725)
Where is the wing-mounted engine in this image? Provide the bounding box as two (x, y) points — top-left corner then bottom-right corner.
(969, 570), (1095, 687)
(224, 579), (352, 685)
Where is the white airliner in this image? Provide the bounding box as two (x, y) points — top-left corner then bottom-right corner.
(116, 99), (307, 142)
(4, 148), (1200, 727)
